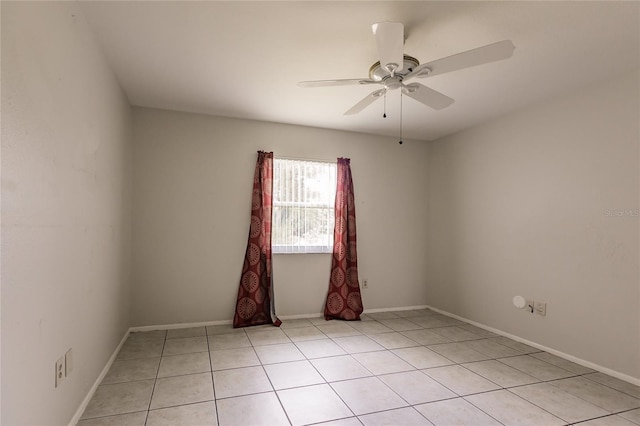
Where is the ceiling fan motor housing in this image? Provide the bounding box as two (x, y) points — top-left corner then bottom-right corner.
(369, 55), (420, 81)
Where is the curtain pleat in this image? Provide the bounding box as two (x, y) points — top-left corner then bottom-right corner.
(324, 158), (364, 321)
(233, 151), (281, 328)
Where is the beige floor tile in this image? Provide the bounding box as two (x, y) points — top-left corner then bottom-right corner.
(461, 339), (522, 358)
(157, 352), (211, 378)
(551, 377), (640, 412)
(150, 372), (214, 409)
(510, 383), (610, 423)
(423, 365), (500, 396)
(415, 398), (501, 426)
(317, 322), (361, 338)
(333, 335), (385, 354)
(458, 324), (499, 338)
(368, 332), (420, 349)
(295, 339), (346, 358)
(352, 350), (414, 375)
(213, 366), (272, 398)
(246, 328), (291, 346)
(378, 318), (424, 332)
(278, 384), (353, 426)
(348, 321), (393, 335)
(283, 325), (326, 342)
(81, 380), (154, 419)
(379, 370), (456, 404)
(430, 327), (483, 342)
(400, 329), (452, 345)
(359, 407), (431, 425)
(127, 330), (167, 342)
(579, 415), (639, 426)
(264, 360), (325, 389)
(392, 346), (455, 369)
(146, 401), (217, 426)
(620, 408), (640, 425)
(438, 317), (467, 327)
(585, 372), (640, 398)
(409, 316), (451, 329)
(306, 316), (331, 325)
(462, 360), (539, 387)
(311, 355), (373, 382)
(254, 342), (305, 364)
(366, 312), (401, 320)
(315, 418), (363, 426)
(428, 342), (491, 363)
(210, 347), (260, 370)
(166, 326), (206, 339)
(216, 392), (289, 426)
(117, 339), (164, 360)
(489, 337), (540, 354)
(162, 336), (208, 356)
(91, 308), (637, 425)
(465, 390), (565, 426)
(280, 318), (315, 329)
(76, 411), (147, 426)
(206, 324), (244, 336)
(530, 352), (595, 374)
(102, 358), (160, 384)
(497, 355), (575, 380)
(331, 377), (408, 415)
(208, 332), (251, 351)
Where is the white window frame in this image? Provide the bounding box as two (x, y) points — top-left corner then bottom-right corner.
(272, 157), (336, 254)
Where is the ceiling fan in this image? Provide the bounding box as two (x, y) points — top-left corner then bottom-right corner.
(298, 22), (515, 115)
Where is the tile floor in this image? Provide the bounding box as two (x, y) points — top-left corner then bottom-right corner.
(77, 309), (640, 426)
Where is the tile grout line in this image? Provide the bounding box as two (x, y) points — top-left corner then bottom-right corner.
(143, 331), (167, 426)
(205, 325), (223, 426)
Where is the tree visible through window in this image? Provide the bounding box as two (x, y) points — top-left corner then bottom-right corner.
(272, 158), (336, 253)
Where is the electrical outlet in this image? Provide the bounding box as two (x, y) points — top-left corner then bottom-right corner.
(534, 301), (547, 316)
(55, 356), (65, 388)
(363, 279), (368, 288)
(65, 349), (73, 377)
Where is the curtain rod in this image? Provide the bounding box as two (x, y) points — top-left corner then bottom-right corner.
(274, 155), (337, 164)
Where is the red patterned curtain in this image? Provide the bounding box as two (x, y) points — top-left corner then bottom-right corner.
(324, 158), (364, 320)
(233, 151), (281, 328)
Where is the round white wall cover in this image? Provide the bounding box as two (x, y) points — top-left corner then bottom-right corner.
(513, 295), (526, 309)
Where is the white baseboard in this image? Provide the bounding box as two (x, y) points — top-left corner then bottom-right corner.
(68, 329), (131, 426)
(129, 319), (232, 333)
(279, 312), (324, 320)
(363, 305), (429, 314)
(425, 304), (640, 387)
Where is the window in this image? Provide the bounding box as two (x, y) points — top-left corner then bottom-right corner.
(272, 158), (337, 253)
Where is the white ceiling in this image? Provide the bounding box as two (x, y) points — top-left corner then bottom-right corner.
(80, 1), (639, 142)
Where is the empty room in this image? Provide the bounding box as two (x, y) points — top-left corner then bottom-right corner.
(2, 1), (639, 425)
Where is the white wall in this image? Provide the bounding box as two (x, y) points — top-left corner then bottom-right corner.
(1, 2), (133, 424)
(427, 71), (639, 380)
(132, 108), (429, 326)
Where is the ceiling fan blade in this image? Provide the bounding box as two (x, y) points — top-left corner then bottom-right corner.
(344, 88), (386, 115)
(298, 78), (377, 88)
(372, 22), (405, 74)
(402, 83), (454, 110)
(405, 40), (515, 80)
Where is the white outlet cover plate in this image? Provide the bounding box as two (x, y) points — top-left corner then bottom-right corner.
(65, 349), (73, 376)
(55, 357), (65, 387)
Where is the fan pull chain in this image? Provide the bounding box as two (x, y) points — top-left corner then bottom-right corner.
(399, 92), (403, 144)
(383, 91), (387, 118)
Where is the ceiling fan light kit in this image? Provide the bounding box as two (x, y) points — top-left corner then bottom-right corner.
(298, 21), (515, 118)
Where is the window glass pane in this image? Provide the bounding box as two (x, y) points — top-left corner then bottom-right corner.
(272, 158), (336, 253)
